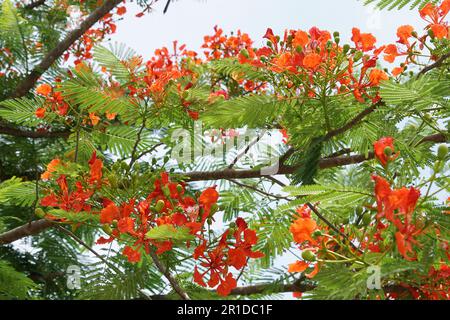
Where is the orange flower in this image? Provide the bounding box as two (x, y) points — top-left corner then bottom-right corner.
(288, 260), (309, 273)
(369, 68), (389, 86)
(41, 158), (61, 180)
(106, 112), (117, 120)
(303, 53), (321, 69)
(395, 232), (416, 261)
(89, 112), (100, 126)
(100, 203), (120, 224)
(430, 24), (448, 39)
(397, 25), (414, 44)
(123, 245), (141, 263)
(88, 152), (103, 185)
(116, 6), (126, 15)
(199, 186), (219, 207)
(384, 44), (399, 63)
(35, 107), (46, 118)
(352, 28), (377, 51)
(36, 83), (52, 96)
(290, 216), (317, 243)
(392, 67), (404, 77)
(292, 30), (309, 48)
(373, 136), (398, 167)
(420, 3), (436, 19)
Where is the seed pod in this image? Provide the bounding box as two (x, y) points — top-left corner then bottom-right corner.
(162, 185), (171, 197)
(210, 203), (219, 215)
(240, 48), (250, 58)
(176, 184), (184, 193)
(342, 44), (350, 54)
(312, 230), (323, 238)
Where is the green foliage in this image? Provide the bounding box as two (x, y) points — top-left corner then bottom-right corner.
(145, 225), (195, 241)
(0, 96), (46, 126)
(362, 0), (440, 10)
(0, 177), (36, 207)
(201, 94), (284, 128)
(0, 259), (37, 299)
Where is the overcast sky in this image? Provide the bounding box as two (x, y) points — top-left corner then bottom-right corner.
(110, 0), (427, 58)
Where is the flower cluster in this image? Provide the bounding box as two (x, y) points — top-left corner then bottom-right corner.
(193, 217), (264, 296)
(383, 1), (449, 76)
(39, 152), (103, 219)
(39, 157), (263, 296)
(287, 205), (327, 281)
(35, 83), (69, 119)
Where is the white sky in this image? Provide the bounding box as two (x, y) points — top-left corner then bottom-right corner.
(110, 0), (428, 59)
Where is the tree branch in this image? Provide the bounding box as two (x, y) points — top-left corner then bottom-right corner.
(149, 251), (190, 300)
(0, 219), (54, 244)
(418, 52), (450, 76)
(10, 0), (124, 99)
(0, 121), (70, 138)
(0, 133), (446, 244)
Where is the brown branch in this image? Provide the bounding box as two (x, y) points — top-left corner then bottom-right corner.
(10, 0), (124, 99)
(149, 251), (190, 300)
(324, 102), (380, 140)
(184, 133), (446, 182)
(418, 52), (450, 76)
(0, 219), (54, 244)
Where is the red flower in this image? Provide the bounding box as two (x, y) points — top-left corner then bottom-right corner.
(123, 245), (141, 263)
(373, 137), (399, 167)
(216, 273), (237, 296)
(199, 186), (219, 207)
(35, 107), (46, 118)
(117, 217), (134, 233)
(100, 203), (120, 224)
(88, 152), (103, 185)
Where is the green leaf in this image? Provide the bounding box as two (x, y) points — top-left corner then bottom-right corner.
(201, 94), (284, 128)
(145, 225), (195, 241)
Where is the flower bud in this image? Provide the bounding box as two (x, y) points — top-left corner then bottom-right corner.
(301, 250), (316, 262)
(353, 51), (363, 62)
(155, 200), (165, 213)
(35, 208), (46, 218)
(102, 224), (112, 234)
(384, 146), (393, 157)
(437, 144), (448, 160)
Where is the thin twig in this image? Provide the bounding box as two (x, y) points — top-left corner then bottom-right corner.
(149, 250), (190, 300)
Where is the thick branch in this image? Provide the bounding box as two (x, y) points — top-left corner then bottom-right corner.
(10, 0), (124, 99)
(185, 133), (446, 182)
(0, 219), (54, 244)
